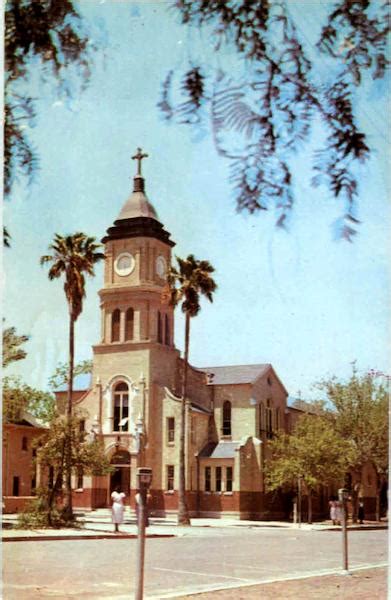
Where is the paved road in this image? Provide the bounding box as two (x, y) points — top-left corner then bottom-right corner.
(3, 528), (387, 599)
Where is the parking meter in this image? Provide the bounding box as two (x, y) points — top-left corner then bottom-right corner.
(338, 488), (349, 503)
(137, 467), (152, 493)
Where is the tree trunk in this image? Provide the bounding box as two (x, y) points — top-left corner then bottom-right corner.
(178, 313), (191, 526)
(62, 313), (75, 521)
(307, 490), (312, 524)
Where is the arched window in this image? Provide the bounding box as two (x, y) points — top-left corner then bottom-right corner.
(157, 311), (163, 343)
(125, 308), (134, 341)
(222, 401), (232, 436)
(111, 309), (120, 342)
(165, 314), (170, 345)
(113, 382), (129, 432)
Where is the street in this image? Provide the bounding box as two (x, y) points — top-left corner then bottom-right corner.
(3, 527), (387, 598)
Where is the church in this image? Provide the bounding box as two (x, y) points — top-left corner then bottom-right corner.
(61, 149), (291, 519)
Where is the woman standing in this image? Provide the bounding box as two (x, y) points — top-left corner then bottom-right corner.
(111, 486), (126, 533)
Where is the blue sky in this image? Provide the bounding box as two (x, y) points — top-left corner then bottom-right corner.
(3, 1), (390, 398)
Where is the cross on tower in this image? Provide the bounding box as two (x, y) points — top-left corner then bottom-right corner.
(132, 148), (148, 176)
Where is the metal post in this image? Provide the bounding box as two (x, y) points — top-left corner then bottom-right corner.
(135, 488), (146, 600)
(135, 467), (152, 600)
(339, 488), (349, 574)
(298, 477), (302, 528)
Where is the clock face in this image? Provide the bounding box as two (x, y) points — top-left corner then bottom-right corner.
(156, 255), (167, 278)
(115, 252), (135, 276)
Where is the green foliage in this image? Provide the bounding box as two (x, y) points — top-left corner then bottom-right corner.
(4, 0), (94, 198)
(318, 366), (389, 480)
(2, 375), (55, 423)
(34, 412), (111, 476)
(17, 490), (76, 529)
(48, 359), (93, 390)
(265, 414), (355, 493)
(168, 254), (217, 317)
(2, 324), (29, 368)
(161, 1), (390, 239)
(41, 233), (105, 320)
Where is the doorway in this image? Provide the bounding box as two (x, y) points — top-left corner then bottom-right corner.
(109, 449), (131, 500)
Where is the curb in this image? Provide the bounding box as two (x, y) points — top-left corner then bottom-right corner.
(2, 533), (175, 543)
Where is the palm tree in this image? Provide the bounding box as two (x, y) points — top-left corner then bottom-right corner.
(40, 232), (104, 521)
(168, 254), (217, 525)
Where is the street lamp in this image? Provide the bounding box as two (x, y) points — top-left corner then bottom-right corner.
(135, 467), (152, 600)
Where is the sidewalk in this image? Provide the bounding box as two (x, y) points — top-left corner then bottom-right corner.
(173, 567), (387, 600)
(2, 510), (387, 542)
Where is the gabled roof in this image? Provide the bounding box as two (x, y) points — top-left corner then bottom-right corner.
(6, 411), (48, 429)
(199, 364), (271, 385)
(198, 440), (239, 459)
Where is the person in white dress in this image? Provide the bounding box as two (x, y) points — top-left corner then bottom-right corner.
(111, 486), (126, 533)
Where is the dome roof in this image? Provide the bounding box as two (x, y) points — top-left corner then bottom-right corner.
(116, 189), (158, 221)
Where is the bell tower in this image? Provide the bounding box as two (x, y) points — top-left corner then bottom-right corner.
(98, 149), (175, 347)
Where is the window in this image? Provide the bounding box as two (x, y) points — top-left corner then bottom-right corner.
(77, 467), (83, 489)
(157, 311), (163, 343)
(222, 401), (232, 436)
(31, 476), (37, 494)
(13, 476), (20, 497)
(113, 382), (129, 432)
(167, 417), (175, 443)
(215, 467), (222, 492)
(165, 314), (170, 345)
(111, 309), (120, 342)
(275, 407), (280, 430)
(226, 467), (233, 492)
(167, 465), (174, 491)
(267, 376), (272, 386)
(205, 466), (211, 492)
(266, 399), (273, 439)
(125, 308), (134, 341)
(259, 402), (265, 436)
(22, 436), (28, 451)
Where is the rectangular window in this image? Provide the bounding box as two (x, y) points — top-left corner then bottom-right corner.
(167, 465), (174, 491)
(13, 476), (20, 497)
(77, 468), (84, 489)
(215, 467), (222, 492)
(31, 476), (37, 495)
(205, 466), (211, 492)
(22, 436), (28, 451)
(226, 467), (233, 492)
(167, 417), (175, 443)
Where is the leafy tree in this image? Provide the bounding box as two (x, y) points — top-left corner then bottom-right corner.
(20, 412), (111, 528)
(40, 232), (104, 521)
(168, 254), (217, 525)
(265, 414), (355, 523)
(48, 359), (93, 391)
(160, 1), (390, 239)
(3, 375), (55, 424)
(319, 366), (389, 521)
(2, 324), (29, 367)
(4, 0), (94, 199)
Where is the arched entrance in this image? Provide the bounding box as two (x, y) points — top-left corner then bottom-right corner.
(110, 449), (131, 499)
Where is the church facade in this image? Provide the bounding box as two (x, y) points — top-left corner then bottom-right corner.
(62, 151), (293, 519)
